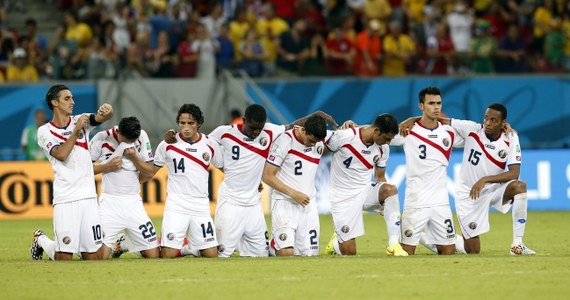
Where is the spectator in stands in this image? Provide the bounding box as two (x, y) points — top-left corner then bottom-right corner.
(47, 23), (80, 79)
(175, 29), (198, 78)
(301, 33), (328, 76)
(425, 22), (455, 75)
(24, 18), (48, 75)
(543, 19), (564, 72)
(216, 23), (234, 71)
(276, 19), (310, 75)
(325, 27), (355, 76)
(447, 1), (474, 73)
(6, 47), (39, 82)
(496, 23), (527, 73)
(85, 37), (116, 79)
(201, 2), (226, 39)
(325, 0), (351, 31)
(268, 0), (296, 25)
(532, 0), (555, 57)
(354, 18), (383, 77)
(256, 2), (289, 76)
(110, 3), (133, 54)
(230, 6), (252, 62)
(480, 2), (512, 40)
(469, 19), (497, 74)
(364, 0), (392, 37)
(21, 108), (47, 161)
(382, 20), (415, 76)
(239, 28), (267, 77)
(127, 31), (155, 77)
(192, 23), (219, 78)
(562, 12), (570, 72)
(151, 30), (176, 78)
(63, 10), (93, 49)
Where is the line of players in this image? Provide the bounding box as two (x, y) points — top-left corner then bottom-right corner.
(30, 84), (534, 261)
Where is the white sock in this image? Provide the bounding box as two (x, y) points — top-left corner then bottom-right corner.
(38, 235), (55, 260)
(455, 235), (466, 254)
(382, 194), (401, 245)
(333, 238), (342, 256)
(419, 232), (438, 254)
(180, 245), (201, 257)
(512, 193), (528, 245)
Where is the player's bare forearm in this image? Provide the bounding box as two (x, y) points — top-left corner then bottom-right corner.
(479, 167), (521, 184)
(374, 167), (387, 183)
(262, 163), (304, 204)
(50, 134), (80, 161)
(289, 111), (338, 129)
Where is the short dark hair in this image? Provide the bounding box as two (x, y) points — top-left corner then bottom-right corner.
(45, 84), (69, 110)
(488, 103), (508, 120)
(372, 113), (398, 134)
(230, 109), (242, 119)
(304, 114), (327, 140)
(176, 104), (204, 126)
(419, 86), (441, 103)
(118, 116), (141, 141)
(244, 104), (267, 123)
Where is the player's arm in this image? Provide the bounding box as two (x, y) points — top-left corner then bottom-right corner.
(94, 103), (114, 124)
(373, 166), (387, 183)
(262, 162), (310, 207)
(123, 147), (157, 182)
(398, 116), (452, 136)
(470, 164), (521, 199)
(50, 115), (90, 161)
(93, 157), (122, 174)
(288, 111), (338, 129)
(140, 164), (162, 183)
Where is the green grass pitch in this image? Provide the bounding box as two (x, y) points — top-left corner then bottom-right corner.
(1, 212), (569, 299)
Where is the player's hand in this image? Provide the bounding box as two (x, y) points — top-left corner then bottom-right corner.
(123, 147), (137, 160)
(503, 122), (517, 136)
(164, 129), (177, 144)
(258, 183), (264, 192)
(97, 103), (113, 117)
(469, 178), (487, 200)
(73, 115), (90, 135)
(106, 157), (122, 172)
(340, 120), (357, 129)
(314, 111), (338, 129)
(399, 117), (418, 137)
(292, 191), (310, 207)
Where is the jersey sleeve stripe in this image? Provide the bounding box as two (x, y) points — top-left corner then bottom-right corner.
(288, 149), (320, 164)
(468, 132), (507, 169)
(166, 145), (209, 171)
(221, 133), (269, 158)
(342, 144), (373, 169)
(409, 130), (452, 160)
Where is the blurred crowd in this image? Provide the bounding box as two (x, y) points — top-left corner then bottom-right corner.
(1, 0), (569, 83)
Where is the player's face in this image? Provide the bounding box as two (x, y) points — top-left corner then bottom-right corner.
(177, 113), (199, 141)
(243, 119), (265, 139)
(374, 131), (396, 145)
(52, 89), (74, 115)
(419, 94), (442, 120)
(302, 133), (320, 147)
(483, 108), (504, 138)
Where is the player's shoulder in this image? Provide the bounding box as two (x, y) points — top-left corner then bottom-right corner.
(263, 122), (285, 132)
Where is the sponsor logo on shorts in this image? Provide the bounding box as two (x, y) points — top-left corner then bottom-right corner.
(395, 221), (401, 226)
(498, 149), (507, 159)
(279, 233), (287, 241)
(217, 244), (225, 253)
(442, 138), (449, 147)
(259, 137), (268, 146)
(341, 225), (350, 233)
(469, 222), (477, 230)
(404, 230), (413, 238)
(148, 237), (157, 242)
(447, 233), (456, 239)
(202, 152), (210, 162)
(205, 237), (215, 242)
(63, 236), (71, 244)
(517, 218), (526, 224)
(167, 233), (175, 241)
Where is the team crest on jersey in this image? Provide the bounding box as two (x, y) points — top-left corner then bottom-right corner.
(498, 149), (507, 159)
(316, 145), (323, 155)
(341, 225), (350, 233)
(167, 233), (175, 241)
(202, 152), (210, 162)
(442, 138), (450, 147)
(259, 137), (268, 146)
(268, 155), (276, 162)
(373, 155), (380, 164)
(469, 222), (477, 230)
(404, 230), (413, 238)
(62, 236), (71, 244)
(279, 233), (288, 241)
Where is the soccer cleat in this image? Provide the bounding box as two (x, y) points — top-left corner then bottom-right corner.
(510, 243), (536, 255)
(386, 242), (409, 256)
(325, 233), (337, 255)
(30, 229), (45, 260)
(112, 235), (127, 258)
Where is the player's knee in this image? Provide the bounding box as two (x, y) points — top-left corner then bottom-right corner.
(276, 248), (294, 256)
(512, 180), (527, 194)
(379, 184), (397, 201)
